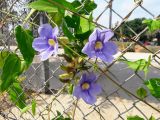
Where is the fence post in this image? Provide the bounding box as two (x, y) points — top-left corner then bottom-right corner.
(40, 12), (50, 94)
(109, 0), (113, 29)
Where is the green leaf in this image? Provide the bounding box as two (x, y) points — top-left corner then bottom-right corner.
(123, 56), (151, 76)
(15, 26), (35, 67)
(8, 82), (26, 109)
(62, 20), (76, 41)
(52, 111), (63, 120)
(136, 87), (147, 99)
(21, 106), (31, 114)
(149, 116), (156, 120)
(49, 9), (64, 26)
(0, 51), (9, 69)
(28, 0), (58, 13)
(143, 19), (160, 32)
(126, 59), (147, 71)
(64, 118), (71, 120)
(29, 0), (76, 13)
(20, 99), (36, 115)
(127, 115), (144, 120)
(145, 78), (160, 98)
(75, 30), (92, 41)
(1, 54), (21, 91)
(32, 99), (36, 116)
(80, 17), (91, 33)
(83, 1), (97, 14)
(72, 0), (97, 15)
(49, 0), (76, 12)
(71, 0), (81, 8)
(52, 111), (71, 120)
(79, 0), (97, 15)
(64, 15), (80, 30)
(68, 84), (74, 94)
(75, 15), (95, 40)
(77, 15), (95, 34)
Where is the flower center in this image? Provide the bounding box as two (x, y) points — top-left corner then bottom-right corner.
(95, 41), (103, 49)
(82, 83), (90, 90)
(48, 39), (56, 47)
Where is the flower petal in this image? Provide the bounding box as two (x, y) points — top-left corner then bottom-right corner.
(39, 47), (54, 61)
(86, 72), (97, 82)
(96, 52), (114, 63)
(52, 27), (59, 36)
(103, 41), (118, 55)
(73, 86), (82, 99)
(89, 29), (98, 42)
(38, 24), (53, 38)
(32, 37), (49, 52)
(89, 83), (102, 96)
(103, 30), (114, 42)
(82, 42), (95, 58)
(79, 73), (87, 84)
(53, 43), (58, 55)
(99, 29), (108, 41)
(81, 91), (96, 105)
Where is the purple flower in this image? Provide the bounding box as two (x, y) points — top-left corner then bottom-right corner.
(32, 24), (59, 61)
(82, 29), (118, 63)
(73, 72), (102, 105)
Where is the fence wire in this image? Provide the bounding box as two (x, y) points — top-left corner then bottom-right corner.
(0, 0), (160, 120)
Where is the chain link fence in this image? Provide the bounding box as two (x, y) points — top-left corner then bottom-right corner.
(0, 0), (160, 120)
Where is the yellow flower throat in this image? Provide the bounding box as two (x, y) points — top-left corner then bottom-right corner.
(95, 41), (103, 49)
(48, 39), (56, 46)
(82, 83), (90, 90)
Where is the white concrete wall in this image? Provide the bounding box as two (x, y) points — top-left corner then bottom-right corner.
(23, 52), (160, 96)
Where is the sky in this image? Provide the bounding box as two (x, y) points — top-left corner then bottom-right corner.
(93, 0), (160, 27)
(68, 0), (160, 28)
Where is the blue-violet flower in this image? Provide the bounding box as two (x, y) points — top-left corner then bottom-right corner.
(82, 29), (118, 63)
(32, 24), (59, 61)
(73, 72), (102, 105)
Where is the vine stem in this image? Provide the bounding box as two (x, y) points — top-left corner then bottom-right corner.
(22, 9), (36, 25)
(72, 99), (78, 120)
(47, 84), (67, 120)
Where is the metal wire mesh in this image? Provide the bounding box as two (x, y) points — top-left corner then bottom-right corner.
(0, 0), (160, 120)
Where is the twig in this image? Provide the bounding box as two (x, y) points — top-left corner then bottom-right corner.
(72, 99), (78, 120)
(47, 84), (67, 120)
